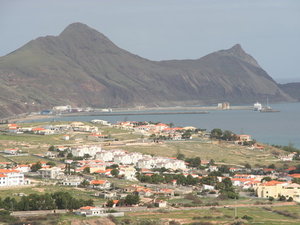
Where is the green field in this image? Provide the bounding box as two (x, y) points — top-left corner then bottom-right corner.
(121, 205), (300, 225)
(0, 185), (106, 206)
(123, 140), (285, 167)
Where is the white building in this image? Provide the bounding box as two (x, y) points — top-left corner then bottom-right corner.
(71, 145), (101, 158)
(95, 150), (114, 162)
(39, 167), (63, 179)
(90, 180), (111, 190)
(62, 177), (83, 187)
(91, 120), (111, 126)
(3, 149), (20, 155)
(119, 166), (137, 180)
(0, 169), (26, 186)
(13, 164), (31, 173)
(137, 157), (155, 169)
(77, 206), (105, 216)
(53, 105), (72, 112)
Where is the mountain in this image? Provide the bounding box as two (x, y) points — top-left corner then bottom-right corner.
(279, 82), (300, 101)
(0, 22), (294, 118)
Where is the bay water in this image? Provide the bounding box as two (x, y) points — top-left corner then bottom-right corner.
(24, 102), (300, 148)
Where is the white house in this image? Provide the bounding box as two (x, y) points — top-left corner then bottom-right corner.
(203, 184), (215, 190)
(3, 149), (20, 155)
(39, 167), (63, 179)
(0, 169), (26, 186)
(13, 164), (31, 173)
(90, 180), (111, 190)
(119, 166), (137, 180)
(77, 206), (105, 216)
(95, 150), (114, 162)
(62, 177), (83, 187)
(71, 145), (101, 158)
(137, 157), (155, 169)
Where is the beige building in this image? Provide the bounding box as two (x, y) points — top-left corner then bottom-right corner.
(39, 167), (63, 179)
(256, 180), (300, 202)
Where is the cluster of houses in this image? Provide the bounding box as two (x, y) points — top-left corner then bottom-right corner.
(1, 118), (300, 217)
(114, 121), (196, 140)
(5, 122), (99, 135)
(58, 145), (188, 171)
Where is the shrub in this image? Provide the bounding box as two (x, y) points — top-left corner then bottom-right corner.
(241, 215), (253, 221)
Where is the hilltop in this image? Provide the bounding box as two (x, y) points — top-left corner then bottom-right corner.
(0, 22), (293, 118)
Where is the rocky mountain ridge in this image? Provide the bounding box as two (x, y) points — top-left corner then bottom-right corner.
(0, 22), (294, 117)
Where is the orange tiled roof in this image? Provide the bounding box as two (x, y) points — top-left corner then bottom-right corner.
(90, 180), (107, 185)
(261, 180), (285, 186)
(80, 206), (96, 210)
(0, 169), (20, 173)
(288, 174), (300, 178)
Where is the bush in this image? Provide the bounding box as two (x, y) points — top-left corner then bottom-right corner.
(279, 195), (286, 201)
(0, 210), (19, 223)
(241, 215), (253, 221)
(268, 196), (274, 201)
(169, 221), (181, 225)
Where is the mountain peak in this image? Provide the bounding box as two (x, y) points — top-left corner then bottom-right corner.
(221, 44), (259, 67)
(59, 22), (110, 42)
(61, 22), (91, 33)
(229, 43), (244, 52)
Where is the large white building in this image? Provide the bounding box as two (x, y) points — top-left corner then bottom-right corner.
(39, 167), (63, 179)
(95, 150), (114, 162)
(0, 169), (26, 187)
(71, 145), (102, 158)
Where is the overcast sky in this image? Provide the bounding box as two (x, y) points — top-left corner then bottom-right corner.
(1, 0), (300, 83)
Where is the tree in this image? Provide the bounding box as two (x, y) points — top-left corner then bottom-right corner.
(268, 164), (276, 169)
(244, 163), (251, 169)
(292, 178), (300, 184)
(222, 130), (236, 141)
(107, 164), (119, 169)
(111, 168), (119, 177)
(80, 179), (90, 188)
(106, 200), (114, 208)
(279, 195), (286, 201)
(46, 161), (56, 167)
(261, 177), (272, 182)
(182, 131), (192, 140)
(31, 162), (42, 172)
(83, 154), (91, 159)
(210, 128), (222, 139)
(58, 151), (66, 157)
(67, 153), (73, 159)
(83, 167), (90, 174)
(124, 194), (140, 205)
(185, 157), (201, 168)
(209, 159), (215, 166)
(219, 165), (230, 174)
(176, 153), (185, 160)
(48, 145), (55, 151)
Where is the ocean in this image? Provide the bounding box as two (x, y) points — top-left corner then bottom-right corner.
(24, 102), (300, 148)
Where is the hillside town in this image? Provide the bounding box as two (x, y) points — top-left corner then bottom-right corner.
(0, 119), (300, 224)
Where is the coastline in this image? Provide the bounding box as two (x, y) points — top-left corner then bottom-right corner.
(12, 105), (253, 123)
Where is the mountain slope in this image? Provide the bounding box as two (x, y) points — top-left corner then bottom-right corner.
(279, 82), (300, 101)
(0, 22), (294, 118)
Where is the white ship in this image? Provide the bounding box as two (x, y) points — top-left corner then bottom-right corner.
(253, 102), (262, 111)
